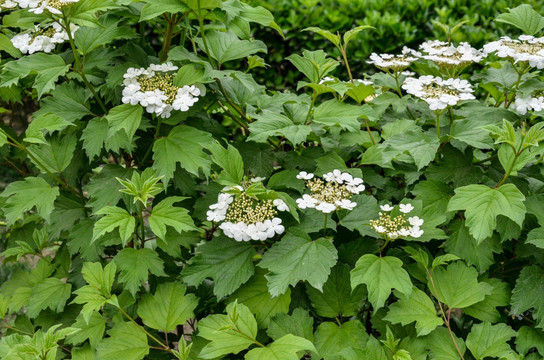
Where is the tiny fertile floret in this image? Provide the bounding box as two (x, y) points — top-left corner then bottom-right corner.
(296, 169), (364, 214)
(371, 202), (424, 239)
(207, 186), (289, 242)
(122, 63), (202, 118)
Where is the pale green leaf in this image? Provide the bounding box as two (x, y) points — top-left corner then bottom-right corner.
(148, 197), (196, 240)
(303, 27), (341, 47)
(343, 25), (374, 47)
(139, 0), (189, 21)
(350, 254), (412, 311)
(197, 30), (267, 64)
(258, 228), (338, 297)
(466, 322), (516, 360)
(0, 53), (69, 98)
(313, 99), (364, 132)
(24, 113), (74, 145)
(66, 312), (106, 349)
(137, 282), (198, 332)
(27, 134), (77, 173)
(92, 206), (135, 245)
(423, 327), (466, 360)
(496, 4), (544, 35)
(26, 277), (72, 318)
(447, 184), (526, 243)
(431, 261), (492, 309)
(106, 104), (143, 142)
(245, 334), (316, 360)
(1, 177), (59, 225)
(384, 287), (442, 336)
(464, 279), (511, 323)
(96, 322), (149, 360)
(515, 326), (544, 356)
(527, 227), (544, 249)
(267, 308), (314, 342)
(198, 301), (257, 359)
(248, 111), (311, 146)
(208, 142), (245, 185)
(314, 320), (368, 360)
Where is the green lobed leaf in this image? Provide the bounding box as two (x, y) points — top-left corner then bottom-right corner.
(0, 53), (70, 98)
(384, 287), (443, 336)
(430, 261), (492, 309)
(511, 265), (544, 329)
(267, 308), (314, 342)
(230, 269), (290, 329)
(114, 248), (166, 296)
(258, 228), (338, 297)
(181, 236), (256, 298)
(26, 277), (72, 318)
(314, 320), (368, 359)
(137, 282), (198, 332)
(496, 4), (544, 35)
(306, 263), (366, 318)
(464, 279), (511, 323)
(92, 206), (135, 246)
(245, 334), (317, 360)
(148, 196), (196, 240)
(208, 142), (245, 185)
(350, 254), (412, 311)
(27, 134), (77, 174)
(248, 111), (311, 146)
(66, 312), (106, 350)
(0, 177), (59, 225)
(96, 322), (149, 360)
(466, 322), (517, 360)
(139, 0), (189, 21)
(152, 125), (213, 184)
(105, 104), (143, 142)
(447, 184), (526, 243)
(198, 301), (257, 359)
(197, 30), (267, 64)
(516, 326), (544, 356)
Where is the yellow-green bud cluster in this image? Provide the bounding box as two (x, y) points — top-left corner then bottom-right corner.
(224, 192), (278, 225)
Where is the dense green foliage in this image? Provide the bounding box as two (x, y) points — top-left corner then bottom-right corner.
(1, 1), (544, 359)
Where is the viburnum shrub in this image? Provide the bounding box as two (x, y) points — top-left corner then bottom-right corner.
(2, 1), (544, 359)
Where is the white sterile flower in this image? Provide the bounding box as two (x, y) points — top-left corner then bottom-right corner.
(316, 202), (336, 214)
(398, 228), (411, 237)
(483, 35), (544, 69)
(296, 194), (318, 209)
(335, 199), (357, 210)
(419, 40), (482, 68)
(121, 64), (203, 118)
(11, 22), (76, 55)
(354, 78), (373, 85)
(322, 172), (335, 182)
(373, 225), (386, 233)
(380, 204), (394, 211)
(402, 75), (475, 110)
(388, 231), (399, 239)
(514, 95), (544, 115)
(206, 209), (226, 222)
(296, 171), (314, 180)
(399, 203), (414, 214)
(367, 47), (420, 71)
(273, 199), (289, 212)
(319, 76), (335, 84)
(408, 216), (424, 227)
(250, 176), (266, 183)
(1, 0), (18, 10)
(345, 177), (365, 194)
(268, 217), (285, 235)
(409, 226), (424, 238)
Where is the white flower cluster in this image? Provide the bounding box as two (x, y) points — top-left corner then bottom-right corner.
(14, 0), (79, 14)
(367, 47), (421, 71)
(122, 63), (202, 118)
(296, 170), (364, 214)
(11, 22), (76, 55)
(402, 75), (475, 111)
(483, 35), (544, 69)
(514, 95), (544, 115)
(371, 203), (424, 239)
(1, 0), (17, 11)
(419, 40), (483, 67)
(206, 187), (288, 242)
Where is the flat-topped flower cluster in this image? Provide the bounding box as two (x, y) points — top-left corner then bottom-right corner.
(296, 170), (364, 213)
(483, 35), (544, 69)
(122, 63), (202, 118)
(371, 203), (424, 239)
(4, 0), (79, 14)
(207, 186), (288, 242)
(402, 75), (475, 111)
(11, 22), (77, 54)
